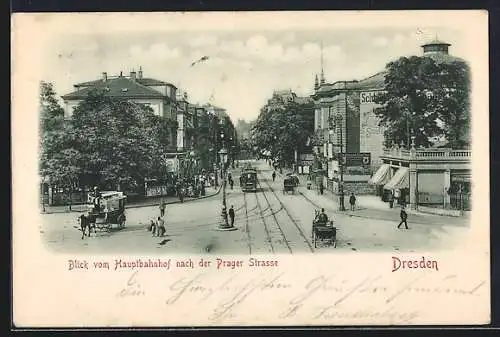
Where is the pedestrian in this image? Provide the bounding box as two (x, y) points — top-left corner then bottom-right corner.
(157, 216), (166, 236)
(159, 199), (166, 217)
(319, 182), (324, 195)
(388, 192), (394, 208)
(228, 205), (235, 227)
(229, 178), (234, 190)
(272, 171), (276, 182)
(349, 192), (356, 211)
(149, 219), (157, 236)
(397, 206), (409, 229)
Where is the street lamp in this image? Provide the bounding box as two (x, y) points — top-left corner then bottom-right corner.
(328, 128), (334, 190)
(217, 130), (233, 229)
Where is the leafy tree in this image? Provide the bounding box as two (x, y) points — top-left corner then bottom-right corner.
(374, 56), (471, 149)
(253, 100), (314, 165)
(39, 82), (79, 187)
(40, 81), (65, 133)
(432, 61), (471, 148)
(70, 90), (166, 191)
(374, 56), (443, 148)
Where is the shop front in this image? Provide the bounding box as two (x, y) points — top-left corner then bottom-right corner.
(378, 146), (471, 213)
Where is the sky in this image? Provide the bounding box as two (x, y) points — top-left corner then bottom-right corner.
(41, 22), (467, 122)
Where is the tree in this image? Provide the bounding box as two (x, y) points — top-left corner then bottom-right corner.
(374, 56), (443, 148)
(374, 56), (471, 149)
(432, 61), (471, 148)
(39, 81), (81, 206)
(70, 90), (166, 191)
(40, 81), (64, 133)
(253, 101), (314, 165)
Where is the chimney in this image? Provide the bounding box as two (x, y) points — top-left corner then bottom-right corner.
(130, 70), (136, 80)
(138, 66), (143, 79)
(102, 72), (107, 81)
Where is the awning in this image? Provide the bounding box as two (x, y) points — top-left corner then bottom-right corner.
(368, 164), (391, 185)
(384, 167), (409, 190)
(451, 172), (471, 182)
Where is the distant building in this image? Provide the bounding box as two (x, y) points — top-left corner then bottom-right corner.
(262, 89), (314, 170)
(265, 89), (313, 112)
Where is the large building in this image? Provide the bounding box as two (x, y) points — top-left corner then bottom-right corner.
(311, 39), (471, 212)
(60, 68), (212, 156)
(61, 68), (182, 151)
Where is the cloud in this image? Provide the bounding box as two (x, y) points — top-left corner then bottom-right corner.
(246, 35), (268, 52)
(219, 36), (343, 65)
(283, 32), (296, 43)
(323, 45), (343, 61)
(372, 36), (389, 47)
(393, 33), (407, 45)
(187, 35), (218, 47)
(129, 43), (182, 60)
(239, 61), (253, 70)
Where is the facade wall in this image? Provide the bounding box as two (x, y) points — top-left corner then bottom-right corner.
(133, 98), (164, 117)
(346, 91), (360, 153)
(325, 94), (347, 153)
(417, 170), (446, 204)
(177, 112), (185, 151)
(418, 171), (445, 195)
(359, 90), (385, 170)
(314, 108), (321, 130)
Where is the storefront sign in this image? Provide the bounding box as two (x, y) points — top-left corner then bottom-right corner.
(164, 158), (179, 173)
(146, 185), (169, 197)
(341, 153), (371, 167)
(360, 91), (384, 105)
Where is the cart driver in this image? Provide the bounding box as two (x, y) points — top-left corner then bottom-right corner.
(93, 189), (101, 212)
(319, 208), (329, 223)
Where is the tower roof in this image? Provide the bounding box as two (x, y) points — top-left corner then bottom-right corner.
(421, 38), (451, 48)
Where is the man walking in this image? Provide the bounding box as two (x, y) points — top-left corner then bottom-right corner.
(228, 205), (235, 227)
(397, 206), (409, 229)
(159, 199), (166, 217)
(272, 171), (276, 182)
(349, 192), (356, 211)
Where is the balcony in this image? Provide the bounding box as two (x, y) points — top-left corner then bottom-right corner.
(381, 147), (471, 161)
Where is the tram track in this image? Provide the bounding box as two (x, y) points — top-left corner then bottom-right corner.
(243, 191), (252, 254)
(255, 181), (293, 254)
(253, 188), (276, 254)
(258, 173), (315, 254)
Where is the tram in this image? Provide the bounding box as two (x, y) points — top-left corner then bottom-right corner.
(240, 167), (258, 192)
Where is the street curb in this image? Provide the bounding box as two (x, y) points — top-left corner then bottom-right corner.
(40, 185), (223, 214)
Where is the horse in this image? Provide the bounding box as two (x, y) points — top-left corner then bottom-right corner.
(78, 213), (96, 239)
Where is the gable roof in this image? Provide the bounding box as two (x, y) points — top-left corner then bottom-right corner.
(62, 76), (167, 100)
(74, 77), (173, 88)
(355, 71), (387, 90)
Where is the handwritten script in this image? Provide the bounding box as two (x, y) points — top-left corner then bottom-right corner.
(113, 270), (486, 324)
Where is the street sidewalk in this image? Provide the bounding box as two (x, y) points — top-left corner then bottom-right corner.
(39, 185), (222, 214)
(274, 168), (469, 227)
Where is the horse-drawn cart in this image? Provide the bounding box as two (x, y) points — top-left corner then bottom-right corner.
(312, 210), (337, 248)
(87, 191), (127, 231)
(283, 176), (296, 194)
